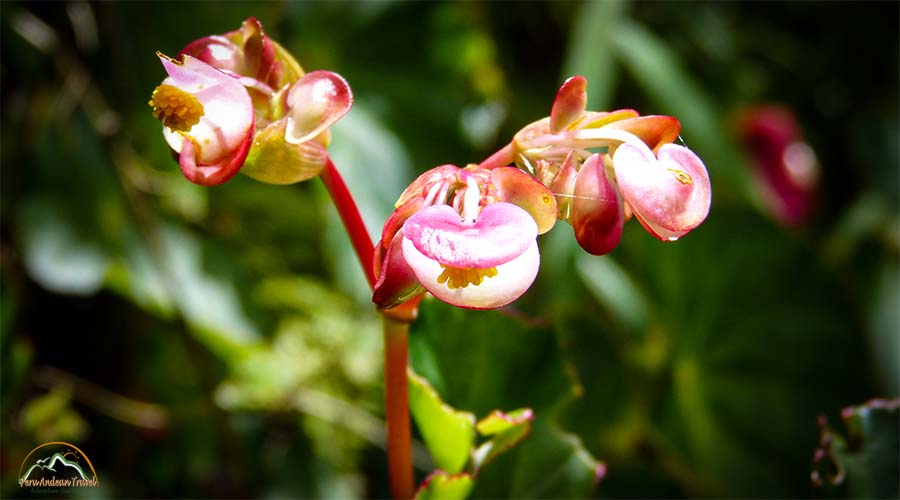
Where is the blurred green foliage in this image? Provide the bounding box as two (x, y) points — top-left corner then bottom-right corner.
(1, 1), (897, 498)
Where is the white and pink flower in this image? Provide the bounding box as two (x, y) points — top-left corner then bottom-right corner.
(150, 53), (254, 186)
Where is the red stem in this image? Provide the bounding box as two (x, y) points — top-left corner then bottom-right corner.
(384, 318), (414, 499)
(319, 156), (414, 498)
(319, 157), (377, 288)
(478, 141), (515, 170)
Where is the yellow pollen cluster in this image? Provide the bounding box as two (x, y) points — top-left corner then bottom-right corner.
(667, 168), (693, 185)
(149, 84), (204, 132)
(436, 265), (498, 289)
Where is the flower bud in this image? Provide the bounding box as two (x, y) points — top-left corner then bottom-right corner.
(571, 154), (624, 255)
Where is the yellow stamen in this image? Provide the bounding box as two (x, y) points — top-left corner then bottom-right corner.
(667, 168), (693, 185)
(148, 84), (204, 132)
(436, 265), (499, 289)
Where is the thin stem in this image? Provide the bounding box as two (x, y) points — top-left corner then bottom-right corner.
(319, 156), (377, 287)
(320, 156), (415, 498)
(384, 317), (414, 499)
(478, 141), (515, 170)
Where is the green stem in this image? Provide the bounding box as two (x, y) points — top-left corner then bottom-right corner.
(478, 141), (515, 170)
(383, 317), (414, 498)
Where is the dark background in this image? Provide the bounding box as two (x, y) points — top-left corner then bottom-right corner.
(1, 2), (897, 498)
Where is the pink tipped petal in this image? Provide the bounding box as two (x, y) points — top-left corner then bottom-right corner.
(613, 141), (711, 241)
(158, 53), (254, 165)
(379, 197), (424, 254)
(606, 115), (682, 152)
(403, 203), (537, 269)
(402, 237), (540, 309)
(285, 70), (353, 145)
(178, 124), (254, 186)
(180, 35), (241, 73)
(373, 231), (426, 309)
(237, 17), (266, 79)
(550, 76), (587, 133)
(571, 154), (624, 255)
(490, 167), (557, 234)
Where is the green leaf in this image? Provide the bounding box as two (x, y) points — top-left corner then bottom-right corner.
(812, 399), (900, 499)
(409, 299), (604, 497)
(509, 421), (605, 499)
(415, 471), (475, 500)
(408, 368), (476, 474)
(473, 408), (534, 473)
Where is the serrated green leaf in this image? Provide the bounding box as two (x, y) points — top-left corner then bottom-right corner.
(415, 471), (474, 500)
(812, 399), (900, 499)
(473, 408), (533, 473)
(408, 368), (476, 474)
(476, 408), (533, 436)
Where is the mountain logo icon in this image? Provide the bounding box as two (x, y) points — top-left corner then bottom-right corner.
(18, 442), (98, 490)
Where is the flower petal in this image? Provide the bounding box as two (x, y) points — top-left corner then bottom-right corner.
(158, 53), (254, 165)
(178, 128), (254, 186)
(373, 231), (426, 309)
(613, 141), (711, 241)
(285, 70), (353, 145)
(550, 76), (587, 133)
(605, 115), (681, 152)
(402, 237), (540, 310)
(241, 119), (328, 184)
(490, 167), (557, 234)
(571, 154), (624, 255)
(180, 35), (242, 74)
(403, 203), (537, 269)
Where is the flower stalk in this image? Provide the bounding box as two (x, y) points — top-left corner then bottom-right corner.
(319, 157), (377, 287)
(319, 156), (415, 497)
(383, 317), (415, 499)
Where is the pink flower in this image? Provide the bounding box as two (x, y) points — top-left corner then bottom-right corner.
(373, 166), (553, 310)
(150, 53), (254, 186)
(151, 18), (352, 186)
(612, 141), (711, 241)
(402, 203), (539, 309)
(179, 18), (281, 92)
(737, 106), (819, 226)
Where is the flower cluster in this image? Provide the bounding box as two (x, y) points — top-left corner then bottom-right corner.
(149, 18), (352, 186)
(375, 76), (711, 311)
(512, 76), (712, 253)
